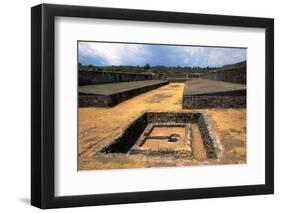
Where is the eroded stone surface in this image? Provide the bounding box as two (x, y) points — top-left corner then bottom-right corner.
(183, 79), (246, 109)
(79, 80), (169, 107)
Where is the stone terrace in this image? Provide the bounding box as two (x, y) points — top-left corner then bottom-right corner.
(183, 79), (246, 109)
(79, 80), (168, 107)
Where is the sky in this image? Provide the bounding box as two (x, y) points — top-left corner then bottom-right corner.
(78, 41), (246, 68)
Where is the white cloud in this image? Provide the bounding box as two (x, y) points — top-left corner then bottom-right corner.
(181, 46), (204, 56)
(79, 42), (246, 67)
(175, 46), (246, 67)
(79, 42), (150, 65)
(207, 48), (246, 66)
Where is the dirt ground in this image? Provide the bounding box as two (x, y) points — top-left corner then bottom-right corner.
(79, 83), (246, 170)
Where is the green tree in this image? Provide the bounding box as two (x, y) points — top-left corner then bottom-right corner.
(87, 64), (95, 68)
(144, 63), (150, 71)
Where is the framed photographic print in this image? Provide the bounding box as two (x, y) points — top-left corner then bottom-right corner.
(31, 3), (274, 209)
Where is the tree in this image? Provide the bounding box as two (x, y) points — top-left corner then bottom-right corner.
(87, 64), (95, 68)
(144, 63), (150, 71)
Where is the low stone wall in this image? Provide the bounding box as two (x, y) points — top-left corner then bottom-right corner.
(182, 79), (246, 109)
(166, 78), (189, 83)
(183, 95), (246, 109)
(198, 115), (217, 159)
(79, 81), (169, 107)
(79, 70), (152, 85)
(101, 113), (148, 153)
(79, 94), (112, 108)
(146, 111), (201, 123)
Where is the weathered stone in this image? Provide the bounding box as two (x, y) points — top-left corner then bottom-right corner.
(79, 80), (169, 107)
(79, 70), (152, 85)
(202, 61), (246, 84)
(182, 79), (246, 109)
(100, 112), (218, 160)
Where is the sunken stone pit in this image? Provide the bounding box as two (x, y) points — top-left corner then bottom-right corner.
(100, 112), (218, 159)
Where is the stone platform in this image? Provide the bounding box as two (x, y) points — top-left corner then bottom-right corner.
(183, 79), (246, 109)
(79, 80), (169, 107)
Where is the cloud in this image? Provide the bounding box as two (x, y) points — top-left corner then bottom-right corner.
(78, 42), (246, 67)
(79, 42), (151, 66)
(176, 46), (246, 67)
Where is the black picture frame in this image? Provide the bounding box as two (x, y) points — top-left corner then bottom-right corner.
(31, 3), (274, 209)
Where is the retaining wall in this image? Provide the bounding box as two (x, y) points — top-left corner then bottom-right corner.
(202, 65), (246, 84)
(183, 94), (246, 109)
(79, 81), (169, 107)
(79, 70), (153, 85)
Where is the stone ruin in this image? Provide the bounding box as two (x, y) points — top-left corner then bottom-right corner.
(100, 112), (219, 160)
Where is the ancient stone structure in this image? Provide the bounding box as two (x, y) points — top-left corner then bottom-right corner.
(182, 79), (246, 109)
(100, 112), (218, 159)
(79, 70), (153, 85)
(165, 74), (189, 82)
(202, 61), (246, 84)
(79, 80), (169, 107)
(187, 73), (203, 78)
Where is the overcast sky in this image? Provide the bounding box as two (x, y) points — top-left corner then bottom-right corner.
(78, 41), (246, 67)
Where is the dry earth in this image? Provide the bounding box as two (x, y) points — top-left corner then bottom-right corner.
(79, 83), (246, 170)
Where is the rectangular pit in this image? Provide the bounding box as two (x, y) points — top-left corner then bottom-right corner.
(129, 123), (192, 157)
(100, 112), (218, 159)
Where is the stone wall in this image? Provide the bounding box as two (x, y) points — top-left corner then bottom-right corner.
(202, 61), (246, 84)
(100, 113), (148, 153)
(79, 81), (169, 107)
(182, 79), (246, 109)
(79, 70), (153, 85)
(198, 115), (217, 159)
(182, 95), (246, 109)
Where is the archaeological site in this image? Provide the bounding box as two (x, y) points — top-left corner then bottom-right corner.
(78, 42), (247, 170)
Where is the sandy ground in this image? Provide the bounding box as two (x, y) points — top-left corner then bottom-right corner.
(79, 83), (246, 170)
